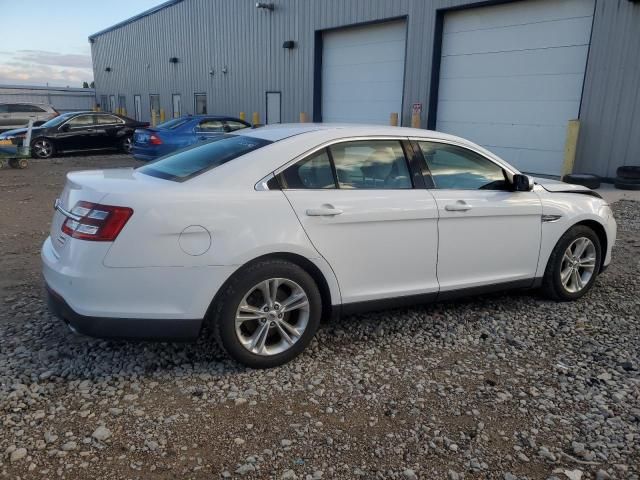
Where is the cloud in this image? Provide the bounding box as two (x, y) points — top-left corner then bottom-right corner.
(0, 50), (93, 87)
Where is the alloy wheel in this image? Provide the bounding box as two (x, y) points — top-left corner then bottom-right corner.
(235, 278), (310, 356)
(33, 139), (52, 158)
(560, 237), (597, 293)
(123, 137), (133, 153)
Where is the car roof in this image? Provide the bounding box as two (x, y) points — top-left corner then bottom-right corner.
(238, 123), (467, 143)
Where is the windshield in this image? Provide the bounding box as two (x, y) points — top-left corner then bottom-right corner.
(40, 114), (72, 128)
(138, 134), (272, 181)
(156, 118), (191, 130)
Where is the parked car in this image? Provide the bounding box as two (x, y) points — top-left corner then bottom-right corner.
(43, 124), (616, 368)
(0, 111), (147, 158)
(0, 102), (58, 131)
(131, 115), (250, 161)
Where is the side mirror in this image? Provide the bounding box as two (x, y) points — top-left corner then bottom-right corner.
(60, 124), (70, 132)
(512, 173), (533, 192)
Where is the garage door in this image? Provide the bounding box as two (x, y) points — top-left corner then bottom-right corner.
(436, 0), (595, 176)
(322, 21), (406, 125)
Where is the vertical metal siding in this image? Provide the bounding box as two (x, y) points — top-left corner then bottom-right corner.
(91, 0), (640, 177)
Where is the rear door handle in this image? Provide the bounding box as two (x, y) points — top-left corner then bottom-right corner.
(306, 207), (343, 216)
(445, 202), (471, 212)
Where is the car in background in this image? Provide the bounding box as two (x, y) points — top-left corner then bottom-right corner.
(0, 102), (58, 131)
(131, 115), (250, 161)
(0, 111), (147, 158)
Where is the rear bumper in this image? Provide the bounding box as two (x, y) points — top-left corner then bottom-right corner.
(46, 284), (201, 340)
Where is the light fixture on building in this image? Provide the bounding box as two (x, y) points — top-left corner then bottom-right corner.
(169, 57), (179, 63)
(105, 67), (112, 72)
(222, 66), (228, 74)
(256, 2), (274, 10)
(282, 40), (296, 49)
(209, 68), (215, 76)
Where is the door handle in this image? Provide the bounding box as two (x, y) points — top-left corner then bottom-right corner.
(306, 206), (343, 216)
(445, 201), (471, 212)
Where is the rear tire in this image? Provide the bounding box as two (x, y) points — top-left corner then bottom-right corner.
(616, 166), (640, 180)
(542, 225), (601, 301)
(121, 136), (133, 153)
(211, 259), (322, 368)
(614, 178), (640, 190)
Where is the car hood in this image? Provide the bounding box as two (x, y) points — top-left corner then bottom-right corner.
(0, 127), (43, 138)
(532, 176), (592, 193)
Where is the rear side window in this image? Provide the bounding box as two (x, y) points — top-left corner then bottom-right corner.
(226, 120), (249, 132)
(197, 119), (225, 132)
(330, 140), (412, 189)
(139, 134), (272, 182)
(156, 118), (190, 130)
(96, 115), (123, 125)
(16, 104), (46, 113)
(279, 149), (336, 189)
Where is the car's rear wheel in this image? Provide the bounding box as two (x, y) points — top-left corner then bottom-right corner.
(212, 259), (322, 368)
(31, 138), (55, 159)
(542, 225), (601, 301)
(121, 136), (133, 153)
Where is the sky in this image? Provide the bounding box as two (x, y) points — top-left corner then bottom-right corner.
(0, 0), (164, 87)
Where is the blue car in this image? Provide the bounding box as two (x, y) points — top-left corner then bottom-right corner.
(131, 115), (251, 161)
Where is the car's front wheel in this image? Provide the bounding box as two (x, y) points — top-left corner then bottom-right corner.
(542, 225), (602, 301)
(31, 138), (55, 159)
(212, 259), (322, 368)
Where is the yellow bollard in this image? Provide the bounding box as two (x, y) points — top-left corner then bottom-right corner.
(252, 112), (260, 125)
(562, 119), (581, 177)
(390, 112), (398, 126)
(95, 105), (101, 112)
(299, 112), (308, 123)
(239, 112), (246, 121)
(151, 109), (157, 127)
(160, 109), (166, 123)
(411, 113), (420, 129)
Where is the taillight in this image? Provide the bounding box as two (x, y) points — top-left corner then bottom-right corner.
(61, 201), (133, 241)
(149, 134), (163, 145)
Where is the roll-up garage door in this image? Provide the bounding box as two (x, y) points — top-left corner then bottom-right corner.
(322, 20), (406, 125)
(436, 0), (595, 176)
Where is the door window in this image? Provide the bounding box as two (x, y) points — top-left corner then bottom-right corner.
(16, 104), (46, 112)
(195, 93), (207, 114)
(134, 95), (142, 121)
(329, 140), (412, 189)
(66, 115), (95, 128)
(279, 149), (336, 189)
(109, 95), (116, 113)
(418, 142), (507, 190)
(100, 95), (108, 112)
(0, 104), (8, 113)
(197, 119), (225, 132)
(172, 94), (181, 118)
(150, 94), (160, 116)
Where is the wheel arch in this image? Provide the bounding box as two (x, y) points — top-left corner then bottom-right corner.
(572, 219), (607, 270)
(205, 252), (338, 326)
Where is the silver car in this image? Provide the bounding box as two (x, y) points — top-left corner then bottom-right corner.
(0, 103), (58, 130)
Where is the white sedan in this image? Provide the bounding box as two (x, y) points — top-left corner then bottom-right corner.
(42, 124), (616, 368)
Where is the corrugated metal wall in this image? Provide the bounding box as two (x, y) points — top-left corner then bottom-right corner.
(0, 86), (96, 112)
(91, 0), (640, 177)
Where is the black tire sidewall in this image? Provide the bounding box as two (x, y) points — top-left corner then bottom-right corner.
(214, 260), (322, 368)
(121, 136), (133, 153)
(546, 226), (602, 301)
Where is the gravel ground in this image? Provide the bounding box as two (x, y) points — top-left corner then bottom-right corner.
(0, 156), (638, 479)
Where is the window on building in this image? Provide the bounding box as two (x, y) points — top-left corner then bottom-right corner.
(150, 94), (160, 118)
(100, 95), (108, 112)
(418, 142), (508, 190)
(194, 93), (207, 115)
(172, 94), (182, 118)
(329, 140), (412, 189)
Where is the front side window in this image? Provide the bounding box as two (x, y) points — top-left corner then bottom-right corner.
(279, 149), (336, 189)
(197, 119), (225, 132)
(139, 134), (272, 182)
(418, 142), (507, 190)
(66, 115), (95, 127)
(329, 140), (412, 189)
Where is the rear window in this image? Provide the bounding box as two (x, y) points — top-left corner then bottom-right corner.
(138, 134), (272, 181)
(156, 118), (191, 130)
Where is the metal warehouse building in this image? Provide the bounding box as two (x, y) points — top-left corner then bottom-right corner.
(90, 0), (640, 178)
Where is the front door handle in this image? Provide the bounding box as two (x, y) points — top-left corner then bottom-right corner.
(445, 201), (471, 212)
(306, 206), (343, 216)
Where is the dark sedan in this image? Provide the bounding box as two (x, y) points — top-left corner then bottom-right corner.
(0, 111), (147, 159)
(131, 115), (250, 161)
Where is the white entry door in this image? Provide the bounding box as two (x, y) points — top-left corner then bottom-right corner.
(134, 95), (142, 121)
(266, 92), (281, 124)
(322, 21), (406, 124)
(436, 0), (595, 176)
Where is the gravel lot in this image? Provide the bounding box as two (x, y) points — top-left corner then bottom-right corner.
(0, 155), (638, 479)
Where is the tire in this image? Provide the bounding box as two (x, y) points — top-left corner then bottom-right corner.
(614, 178), (640, 190)
(616, 166), (640, 180)
(211, 259), (322, 368)
(542, 225), (602, 301)
(18, 158), (28, 169)
(561, 173), (601, 190)
(121, 136), (133, 153)
(31, 138), (55, 159)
